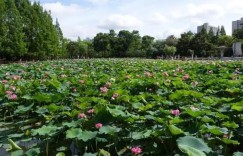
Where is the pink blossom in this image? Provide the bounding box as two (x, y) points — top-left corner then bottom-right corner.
(182, 74), (189, 80)
(87, 109), (95, 114)
(73, 88), (77, 93)
(104, 82), (112, 88)
(11, 75), (21, 80)
(100, 86), (108, 93)
(79, 80), (85, 84)
(8, 94), (17, 100)
(111, 93), (119, 100)
(131, 146), (142, 155)
(148, 88), (153, 92)
(78, 113), (87, 119)
(95, 123), (103, 129)
(2, 80), (8, 84)
(173, 73), (177, 77)
(5, 91), (13, 95)
(163, 72), (169, 77)
(171, 109), (180, 116)
(145, 71), (151, 77)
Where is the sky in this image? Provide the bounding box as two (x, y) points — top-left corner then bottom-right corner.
(32, 0), (243, 40)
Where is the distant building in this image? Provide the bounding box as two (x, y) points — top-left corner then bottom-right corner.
(232, 18), (243, 34)
(197, 23), (218, 35)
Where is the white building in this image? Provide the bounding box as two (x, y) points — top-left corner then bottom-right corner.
(197, 23), (218, 35)
(232, 18), (243, 34)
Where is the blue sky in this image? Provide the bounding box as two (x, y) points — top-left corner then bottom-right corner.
(32, 0), (243, 40)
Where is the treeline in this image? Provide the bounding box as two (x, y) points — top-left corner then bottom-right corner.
(0, 0), (64, 61)
(1, 0), (243, 61)
(71, 27), (243, 59)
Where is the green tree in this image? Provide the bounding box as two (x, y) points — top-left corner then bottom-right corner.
(163, 45), (177, 57)
(1, 0), (27, 60)
(93, 32), (111, 57)
(177, 31), (194, 56)
(220, 26), (226, 36)
(233, 28), (243, 40)
(142, 35), (154, 57)
(165, 35), (178, 46)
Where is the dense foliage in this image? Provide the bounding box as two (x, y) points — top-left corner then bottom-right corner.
(0, 0), (64, 61)
(0, 59), (242, 156)
(0, 0), (242, 61)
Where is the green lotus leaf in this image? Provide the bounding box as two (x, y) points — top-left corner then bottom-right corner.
(66, 128), (82, 139)
(177, 136), (211, 156)
(99, 149), (111, 156)
(33, 93), (53, 103)
(24, 148), (40, 156)
(14, 104), (34, 114)
(222, 121), (239, 129)
(56, 152), (65, 156)
(168, 125), (184, 135)
(131, 130), (152, 140)
(66, 128), (97, 141)
(221, 138), (240, 145)
(83, 153), (97, 156)
(31, 125), (59, 136)
(99, 125), (120, 135)
(233, 152), (243, 156)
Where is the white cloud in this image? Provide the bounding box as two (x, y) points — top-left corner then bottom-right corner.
(88, 0), (110, 5)
(43, 2), (86, 18)
(99, 14), (143, 30)
(36, 0), (243, 39)
(148, 12), (169, 25)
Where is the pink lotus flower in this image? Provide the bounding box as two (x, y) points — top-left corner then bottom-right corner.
(79, 80), (85, 84)
(2, 80), (8, 84)
(100, 86), (108, 93)
(8, 94), (17, 100)
(78, 113), (87, 119)
(95, 123), (103, 129)
(5, 91), (13, 95)
(163, 72), (169, 77)
(131, 146), (142, 155)
(87, 109), (95, 114)
(171, 109), (180, 116)
(145, 71), (151, 77)
(104, 82), (112, 88)
(11, 75), (21, 80)
(182, 74), (189, 80)
(112, 93), (119, 100)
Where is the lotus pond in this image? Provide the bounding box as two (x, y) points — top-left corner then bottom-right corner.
(0, 59), (243, 156)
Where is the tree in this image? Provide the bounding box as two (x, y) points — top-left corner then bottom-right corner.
(220, 26), (226, 36)
(142, 35), (154, 57)
(67, 41), (80, 58)
(165, 35), (178, 46)
(233, 28), (243, 40)
(163, 45), (177, 57)
(177, 31), (194, 56)
(1, 0), (27, 60)
(93, 32), (111, 57)
(152, 40), (166, 58)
